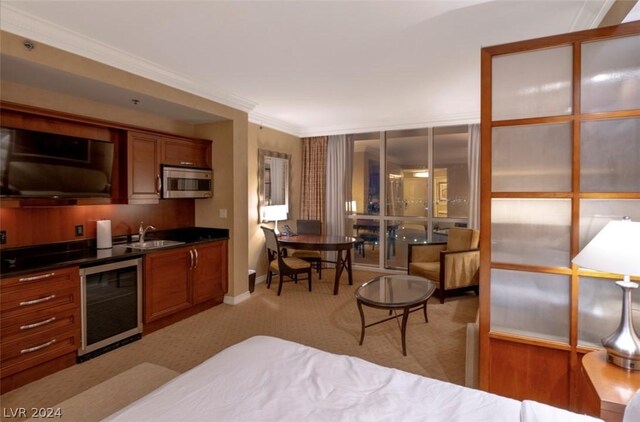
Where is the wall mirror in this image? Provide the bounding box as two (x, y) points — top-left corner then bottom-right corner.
(258, 149), (290, 214)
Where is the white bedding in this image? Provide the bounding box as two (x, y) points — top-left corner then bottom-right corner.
(103, 336), (600, 422)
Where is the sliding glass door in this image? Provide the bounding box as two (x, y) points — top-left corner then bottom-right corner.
(348, 125), (470, 270)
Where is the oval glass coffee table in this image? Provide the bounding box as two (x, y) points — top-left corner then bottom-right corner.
(355, 275), (436, 356)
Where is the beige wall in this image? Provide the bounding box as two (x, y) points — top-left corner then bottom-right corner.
(0, 30), (252, 300)
(248, 123), (302, 277)
(194, 119), (250, 298)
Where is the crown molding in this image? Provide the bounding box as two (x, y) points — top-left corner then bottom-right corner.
(0, 3), (258, 113)
(248, 111), (304, 137)
(297, 110), (480, 138)
(570, 0), (615, 30)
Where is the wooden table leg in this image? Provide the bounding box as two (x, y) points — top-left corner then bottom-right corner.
(346, 248), (353, 286)
(357, 300), (366, 346)
(333, 249), (349, 295)
(401, 306), (410, 356)
(423, 301), (428, 323)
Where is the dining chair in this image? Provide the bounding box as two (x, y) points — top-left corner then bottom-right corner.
(407, 227), (480, 303)
(291, 220), (323, 279)
(261, 226), (312, 296)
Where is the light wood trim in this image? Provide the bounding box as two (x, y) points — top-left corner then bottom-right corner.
(568, 40), (582, 410)
(489, 331), (572, 351)
(581, 109), (640, 120)
(478, 47), (493, 391)
(579, 192), (640, 199)
(482, 21), (640, 56)
(491, 192), (573, 198)
(492, 115), (574, 127)
(491, 262), (573, 275)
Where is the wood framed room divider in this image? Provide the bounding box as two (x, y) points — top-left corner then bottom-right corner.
(479, 21), (640, 411)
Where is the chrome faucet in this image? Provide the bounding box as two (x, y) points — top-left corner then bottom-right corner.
(139, 222), (156, 243)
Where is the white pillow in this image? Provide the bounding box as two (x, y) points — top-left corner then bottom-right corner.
(623, 388), (640, 422)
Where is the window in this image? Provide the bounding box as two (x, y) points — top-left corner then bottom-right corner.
(348, 126), (470, 270)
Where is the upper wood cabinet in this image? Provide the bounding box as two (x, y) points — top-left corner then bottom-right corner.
(126, 131), (212, 203)
(127, 131), (162, 203)
(162, 136), (211, 168)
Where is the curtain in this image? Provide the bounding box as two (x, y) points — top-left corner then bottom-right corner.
(468, 124), (481, 230)
(300, 136), (327, 220)
(325, 135), (352, 237)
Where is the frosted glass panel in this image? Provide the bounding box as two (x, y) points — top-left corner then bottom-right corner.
(492, 46), (572, 120)
(492, 123), (572, 192)
(492, 199), (571, 267)
(578, 276), (640, 348)
(491, 269), (570, 342)
(579, 199), (640, 250)
(581, 118), (640, 192)
(582, 35), (640, 113)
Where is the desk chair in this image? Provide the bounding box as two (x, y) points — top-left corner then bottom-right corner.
(291, 220), (322, 279)
(261, 226), (312, 296)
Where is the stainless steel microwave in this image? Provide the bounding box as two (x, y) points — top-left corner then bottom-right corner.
(161, 165), (213, 199)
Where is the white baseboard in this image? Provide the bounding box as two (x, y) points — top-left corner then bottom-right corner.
(223, 291), (251, 305)
(223, 274), (268, 305)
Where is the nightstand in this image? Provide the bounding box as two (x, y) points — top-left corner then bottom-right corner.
(582, 350), (640, 422)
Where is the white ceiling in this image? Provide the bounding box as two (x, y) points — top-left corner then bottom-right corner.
(0, 1), (626, 137)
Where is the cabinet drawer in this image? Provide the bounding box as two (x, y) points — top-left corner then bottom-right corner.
(0, 327), (79, 378)
(1, 285), (79, 319)
(1, 307), (79, 343)
(1, 267), (78, 290)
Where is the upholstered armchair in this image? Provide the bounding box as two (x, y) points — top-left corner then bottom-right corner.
(407, 227), (480, 303)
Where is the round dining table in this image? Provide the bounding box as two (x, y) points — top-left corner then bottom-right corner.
(278, 234), (356, 295)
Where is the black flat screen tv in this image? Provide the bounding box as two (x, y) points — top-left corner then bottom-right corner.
(0, 127), (115, 198)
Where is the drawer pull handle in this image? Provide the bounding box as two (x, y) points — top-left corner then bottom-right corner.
(18, 272), (55, 282)
(20, 317), (56, 330)
(20, 339), (56, 354)
(19, 294), (56, 306)
(180, 161), (195, 166)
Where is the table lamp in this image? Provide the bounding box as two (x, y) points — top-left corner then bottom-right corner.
(572, 217), (640, 370)
(262, 205), (288, 236)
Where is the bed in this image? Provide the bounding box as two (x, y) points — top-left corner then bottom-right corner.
(104, 336), (602, 421)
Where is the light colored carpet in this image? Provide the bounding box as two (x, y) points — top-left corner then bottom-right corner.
(25, 363), (178, 422)
(0, 269), (478, 421)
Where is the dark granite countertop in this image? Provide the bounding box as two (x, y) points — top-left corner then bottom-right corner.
(1, 227), (229, 278)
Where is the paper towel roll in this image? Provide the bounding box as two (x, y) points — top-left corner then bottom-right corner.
(97, 220), (112, 249)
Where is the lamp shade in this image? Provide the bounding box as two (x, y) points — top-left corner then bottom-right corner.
(262, 205), (288, 222)
(572, 219), (640, 276)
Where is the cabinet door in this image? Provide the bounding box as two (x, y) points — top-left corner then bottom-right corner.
(144, 247), (192, 323)
(127, 131), (161, 202)
(192, 240), (228, 304)
(162, 137), (210, 168)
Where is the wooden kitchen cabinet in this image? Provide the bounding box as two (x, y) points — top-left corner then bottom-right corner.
(127, 131), (162, 203)
(192, 240), (228, 304)
(162, 136), (211, 168)
(143, 246), (192, 323)
(126, 131), (212, 203)
(0, 266), (81, 393)
(144, 240), (228, 328)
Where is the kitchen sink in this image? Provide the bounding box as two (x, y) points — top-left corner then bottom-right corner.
(125, 240), (185, 250)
